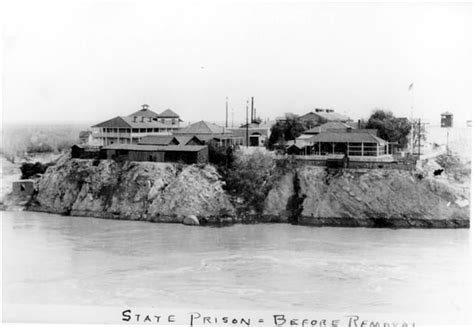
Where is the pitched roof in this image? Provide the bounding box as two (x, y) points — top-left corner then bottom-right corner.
(92, 115), (176, 129)
(128, 108), (160, 118)
(92, 116), (132, 128)
(173, 120), (231, 135)
(303, 121), (352, 134)
(138, 135), (177, 145)
(314, 111), (350, 121)
(299, 110), (350, 122)
(102, 144), (207, 152)
(286, 140), (310, 149)
(157, 109), (180, 118)
(173, 135), (204, 145)
(308, 131), (387, 144)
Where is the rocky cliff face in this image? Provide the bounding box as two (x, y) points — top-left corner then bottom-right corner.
(28, 155), (470, 228)
(295, 166), (469, 227)
(31, 156), (235, 223)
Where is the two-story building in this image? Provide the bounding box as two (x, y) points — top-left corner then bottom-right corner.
(91, 104), (182, 145)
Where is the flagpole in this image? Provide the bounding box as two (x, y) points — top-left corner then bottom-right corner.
(409, 83), (414, 155)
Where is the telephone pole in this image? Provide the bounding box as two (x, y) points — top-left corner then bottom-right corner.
(246, 99), (249, 148)
(225, 97), (228, 128)
(250, 97), (254, 123)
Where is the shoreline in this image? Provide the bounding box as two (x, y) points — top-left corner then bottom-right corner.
(2, 153), (470, 229)
(6, 206), (467, 229)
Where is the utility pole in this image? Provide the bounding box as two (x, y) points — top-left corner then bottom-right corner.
(414, 119), (429, 156)
(251, 97), (254, 123)
(225, 97), (228, 128)
(446, 128), (449, 154)
(408, 82), (414, 155)
(418, 119), (421, 156)
(246, 99), (249, 148)
(231, 108), (234, 128)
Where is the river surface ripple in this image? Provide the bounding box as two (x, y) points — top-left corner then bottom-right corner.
(2, 211), (471, 322)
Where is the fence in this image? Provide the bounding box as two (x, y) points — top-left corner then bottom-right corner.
(275, 155), (417, 171)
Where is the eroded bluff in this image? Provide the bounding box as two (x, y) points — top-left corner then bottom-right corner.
(30, 157), (470, 227)
(31, 157), (235, 222)
(263, 166), (470, 228)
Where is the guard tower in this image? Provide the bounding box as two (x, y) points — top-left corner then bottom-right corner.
(441, 111), (453, 153)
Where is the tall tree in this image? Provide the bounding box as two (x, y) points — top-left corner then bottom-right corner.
(366, 109), (411, 148)
(268, 113), (306, 149)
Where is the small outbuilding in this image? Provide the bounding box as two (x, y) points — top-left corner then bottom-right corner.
(12, 180), (35, 196)
(71, 144), (102, 159)
(101, 144), (209, 164)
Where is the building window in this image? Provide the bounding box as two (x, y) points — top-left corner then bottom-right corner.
(161, 118), (165, 124)
(172, 119), (176, 125)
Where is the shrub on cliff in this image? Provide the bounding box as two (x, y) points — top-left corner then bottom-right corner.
(435, 153), (470, 182)
(208, 143), (235, 170)
(20, 162), (54, 179)
(224, 151), (293, 214)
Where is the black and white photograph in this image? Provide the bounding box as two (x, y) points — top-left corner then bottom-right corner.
(1, 0), (472, 326)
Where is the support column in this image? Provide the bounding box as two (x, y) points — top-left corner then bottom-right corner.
(361, 142), (364, 156)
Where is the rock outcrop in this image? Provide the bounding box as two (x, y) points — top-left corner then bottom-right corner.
(30, 157), (235, 223)
(297, 166), (469, 227)
(25, 156), (470, 228)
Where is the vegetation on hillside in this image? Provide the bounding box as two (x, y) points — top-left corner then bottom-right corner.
(268, 113), (306, 150)
(366, 109), (411, 148)
(20, 162), (55, 179)
(1, 124), (86, 162)
(209, 144), (293, 214)
(435, 153), (470, 182)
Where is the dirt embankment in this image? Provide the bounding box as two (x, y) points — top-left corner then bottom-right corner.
(7, 155), (471, 228)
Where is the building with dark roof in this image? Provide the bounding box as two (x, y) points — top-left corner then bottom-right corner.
(302, 121), (353, 135)
(297, 109), (351, 128)
(287, 128), (389, 157)
(101, 143), (208, 164)
(91, 104), (182, 145)
(138, 135), (204, 146)
(71, 144), (102, 159)
(173, 120), (240, 147)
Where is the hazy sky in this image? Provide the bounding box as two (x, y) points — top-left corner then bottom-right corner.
(2, 0), (472, 126)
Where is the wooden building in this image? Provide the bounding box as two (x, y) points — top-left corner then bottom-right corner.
(139, 135), (204, 146)
(228, 123), (271, 147)
(71, 144), (102, 159)
(173, 120), (241, 146)
(287, 129), (389, 157)
(101, 144), (209, 164)
(91, 104), (182, 145)
(297, 109), (351, 129)
(12, 180), (35, 196)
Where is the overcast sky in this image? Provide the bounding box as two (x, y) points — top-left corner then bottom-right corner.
(2, 0), (472, 126)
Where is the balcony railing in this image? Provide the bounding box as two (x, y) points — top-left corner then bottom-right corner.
(93, 132), (131, 138)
